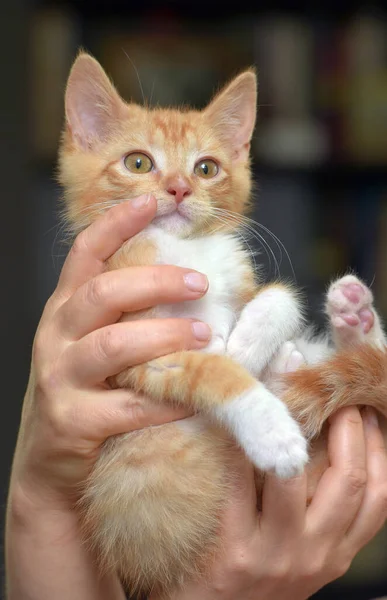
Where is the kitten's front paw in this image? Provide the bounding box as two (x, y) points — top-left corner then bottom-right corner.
(227, 286), (303, 377)
(216, 385), (308, 479)
(326, 275), (375, 346)
(250, 413), (309, 479)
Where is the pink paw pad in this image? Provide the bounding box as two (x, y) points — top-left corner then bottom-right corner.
(359, 308), (374, 334)
(342, 283), (365, 304)
(327, 275), (375, 340)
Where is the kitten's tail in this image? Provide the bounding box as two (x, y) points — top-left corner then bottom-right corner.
(281, 344), (387, 438)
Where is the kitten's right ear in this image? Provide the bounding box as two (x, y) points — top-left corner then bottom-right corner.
(65, 53), (127, 149)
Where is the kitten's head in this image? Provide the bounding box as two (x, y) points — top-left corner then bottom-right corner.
(59, 53), (257, 238)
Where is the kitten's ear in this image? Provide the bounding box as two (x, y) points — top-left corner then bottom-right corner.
(65, 53), (127, 149)
(204, 70), (257, 161)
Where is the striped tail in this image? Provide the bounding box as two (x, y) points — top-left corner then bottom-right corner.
(281, 344), (387, 439)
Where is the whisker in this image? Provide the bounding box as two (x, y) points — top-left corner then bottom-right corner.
(149, 78), (157, 108)
(50, 219), (71, 269)
(207, 211), (259, 273)
(210, 207), (278, 277)
(121, 49), (146, 105)
(210, 206), (296, 281)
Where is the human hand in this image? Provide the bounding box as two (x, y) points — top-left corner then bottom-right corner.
(163, 406), (387, 600)
(10, 194), (210, 509)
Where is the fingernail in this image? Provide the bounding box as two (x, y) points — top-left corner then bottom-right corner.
(364, 407), (379, 429)
(132, 194), (153, 210)
(184, 272), (208, 293)
(191, 321), (211, 342)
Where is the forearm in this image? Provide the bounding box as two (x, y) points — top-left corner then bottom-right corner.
(5, 483), (125, 600)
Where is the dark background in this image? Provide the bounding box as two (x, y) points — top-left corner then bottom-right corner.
(2, 1), (387, 598)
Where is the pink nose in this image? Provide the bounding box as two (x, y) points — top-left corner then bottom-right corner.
(166, 179), (192, 204)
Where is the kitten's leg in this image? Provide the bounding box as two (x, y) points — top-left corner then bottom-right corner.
(326, 274), (386, 349)
(114, 351), (308, 478)
(227, 284), (304, 377)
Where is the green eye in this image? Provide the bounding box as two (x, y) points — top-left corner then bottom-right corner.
(194, 159), (219, 179)
(124, 152), (153, 174)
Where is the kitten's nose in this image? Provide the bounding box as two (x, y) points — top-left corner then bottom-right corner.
(166, 178), (192, 204)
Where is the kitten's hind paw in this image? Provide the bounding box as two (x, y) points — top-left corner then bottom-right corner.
(269, 341), (306, 375)
(213, 385), (308, 479)
(326, 275), (378, 347)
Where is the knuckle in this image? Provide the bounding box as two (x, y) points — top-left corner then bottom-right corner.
(70, 231), (89, 258)
(329, 556), (352, 580)
(343, 466), (367, 496)
(300, 554), (326, 579)
(343, 411), (362, 427)
(299, 548), (350, 583)
(271, 559), (291, 581)
(36, 368), (59, 397)
(42, 293), (57, 314)
(223, 546), (255, 579)
(94, 327), (124, 362)
(44, 401), (69, 437)
(149, 267), (166, 292)
(264, 556), (291, 581)
(34, 360), (67, 405)
(32, 330), (47, 363)
(85, 275), (110, 307)
(123, 401), (146, 430)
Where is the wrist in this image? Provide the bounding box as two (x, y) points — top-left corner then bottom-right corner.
(7, 477), (78, 528)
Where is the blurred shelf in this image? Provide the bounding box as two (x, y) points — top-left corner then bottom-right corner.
(36, 0), (387, 20)
(254, 161), (387, 183)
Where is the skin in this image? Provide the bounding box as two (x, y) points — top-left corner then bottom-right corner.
(6, 195), (387, 600)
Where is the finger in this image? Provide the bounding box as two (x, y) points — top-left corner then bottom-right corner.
(57, 266), (209, 340)
(53, 195), (156, 306)
(307, 407), (367, 537)
(345, 408), (387, 550)
(218, 449), (257, 543)
(260, 472), (307, 539)
(62, 318), (211, 386)
(64, 388), (193, 440)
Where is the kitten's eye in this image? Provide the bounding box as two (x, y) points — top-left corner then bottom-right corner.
(124, 152), (153, 174)
(194, 159), (219, 179)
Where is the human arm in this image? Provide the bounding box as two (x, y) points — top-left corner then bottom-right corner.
(6, 194), (209, 600)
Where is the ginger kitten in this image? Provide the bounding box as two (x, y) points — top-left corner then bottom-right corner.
(59, 53), (387, 598)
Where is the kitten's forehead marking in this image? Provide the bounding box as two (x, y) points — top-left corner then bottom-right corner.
(147, 111), (203, 173)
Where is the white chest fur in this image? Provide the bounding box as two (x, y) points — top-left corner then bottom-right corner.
(143, 226), (252, 353)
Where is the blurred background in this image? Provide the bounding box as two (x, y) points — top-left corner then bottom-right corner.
(2, 0), (387, 598)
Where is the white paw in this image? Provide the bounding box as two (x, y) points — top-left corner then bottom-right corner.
(227, 287), (304, 377)
(326, 275), (375, 345)
(214, 385), (308, 478)
(246, 411), (308, 479)
(269, 341), (306, 375)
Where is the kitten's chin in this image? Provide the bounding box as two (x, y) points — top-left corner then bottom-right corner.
(152, 212), (194, 237)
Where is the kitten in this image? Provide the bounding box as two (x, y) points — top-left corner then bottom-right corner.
(59, 53), (387, 598)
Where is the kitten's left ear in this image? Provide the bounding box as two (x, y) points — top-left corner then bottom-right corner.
(204, 69), (257, 161)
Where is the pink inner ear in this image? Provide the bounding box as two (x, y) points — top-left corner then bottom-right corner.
(65, 55), (126, 148)
(204, 72), (257, 158)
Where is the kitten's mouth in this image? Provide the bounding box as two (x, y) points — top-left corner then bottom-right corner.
(153, 210), (190, 229)
(152, 201), (193, 233)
